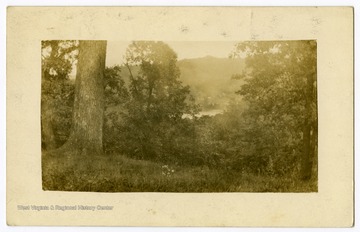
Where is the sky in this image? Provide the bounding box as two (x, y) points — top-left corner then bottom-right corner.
(105, 41), (238, 66)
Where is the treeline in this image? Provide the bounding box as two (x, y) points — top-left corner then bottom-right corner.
(41, 40), (317, 181)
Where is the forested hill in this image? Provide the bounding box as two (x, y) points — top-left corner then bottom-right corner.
(177, 56), (245, 110)
(118, 56), (246, 111)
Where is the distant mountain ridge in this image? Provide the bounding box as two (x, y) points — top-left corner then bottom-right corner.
(112, 56), (246, 111)
(177, 56), (245, 110)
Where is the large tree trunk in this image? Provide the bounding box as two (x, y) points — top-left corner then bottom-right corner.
(56, 40), (107, 156)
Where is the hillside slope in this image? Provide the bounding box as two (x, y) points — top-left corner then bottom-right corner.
(178, 56), (245, 110)
(116, 56), (246, 111)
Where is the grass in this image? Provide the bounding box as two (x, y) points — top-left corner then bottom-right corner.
(42, 153), (317, 192)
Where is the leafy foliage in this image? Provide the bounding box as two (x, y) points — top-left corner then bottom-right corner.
(108, 41), (200, 163)
(104, 65), (130, 107)
(41, 41), (78, 148)
(230, 40), (317, 177)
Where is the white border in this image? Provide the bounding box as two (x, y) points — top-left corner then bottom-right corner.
(1, 0), (358, 231)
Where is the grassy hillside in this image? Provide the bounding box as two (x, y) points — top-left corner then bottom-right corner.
(42, 152), (317, 192)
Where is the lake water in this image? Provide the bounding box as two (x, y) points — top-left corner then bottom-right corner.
(182, 109), (223, 119)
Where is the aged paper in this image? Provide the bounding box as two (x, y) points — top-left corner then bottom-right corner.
(7, 7), (353, 226)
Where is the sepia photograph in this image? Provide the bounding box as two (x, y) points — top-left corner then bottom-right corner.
(41, 40), (317, 192)
(6, 6), (353, 227)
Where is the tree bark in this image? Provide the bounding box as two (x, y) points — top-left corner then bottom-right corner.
(55, 40), (107, 156)
(41, 100), (57, 150)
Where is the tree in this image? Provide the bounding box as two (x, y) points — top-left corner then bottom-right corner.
(121, 41), (199, 161)
(103, 65), (130, 153)
(41, 40), (78, 150)
(124, 41), (197, 117)
(54, 40), (107, 156)
(231, 40), (317, 180)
